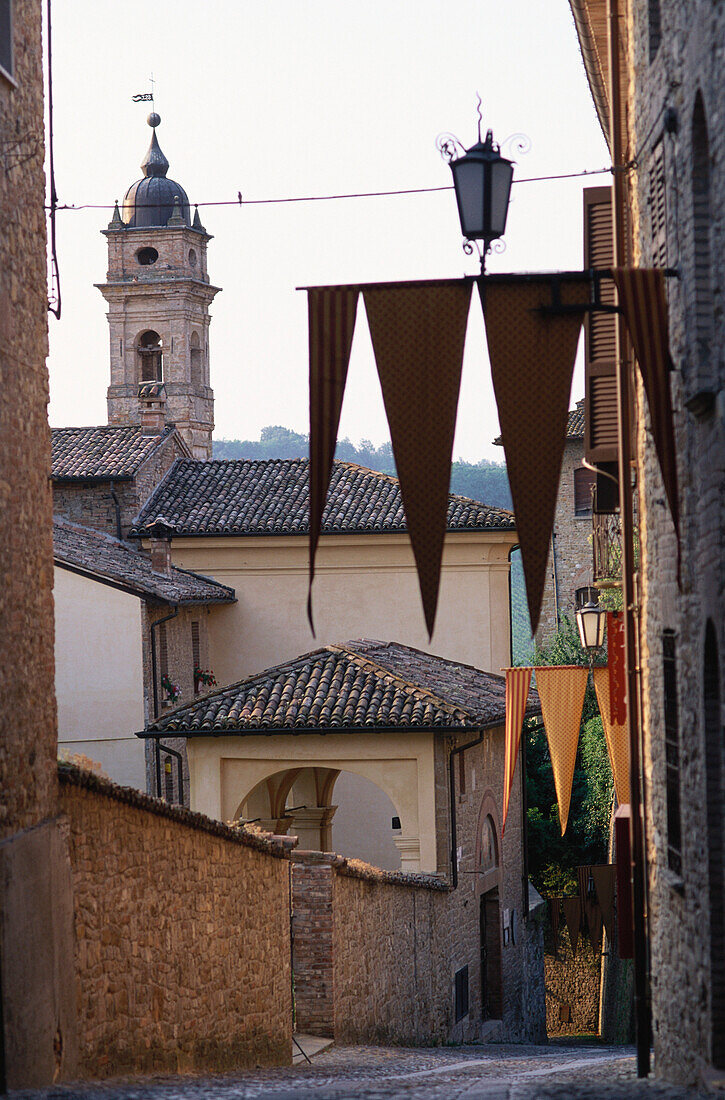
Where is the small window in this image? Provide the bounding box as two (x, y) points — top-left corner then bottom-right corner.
(136, 246), (159, 266)
(574, 467), (595, 517)
(188, 248), (197, 267)
(481, 815), (498, 874)
(191, 620), (201, 694)
(691, 95), (713, 378)
(0, 1), (13, 82)
(454, 965), (469, 1023)
(458, 751), (466, 795)
(159, 621), (169, 680)
(663, 630), (682, 876)
(648, 0), (661, 61)
(190, 331), (202, 386)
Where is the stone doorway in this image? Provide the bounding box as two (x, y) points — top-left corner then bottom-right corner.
(480, 888), (502, 1021)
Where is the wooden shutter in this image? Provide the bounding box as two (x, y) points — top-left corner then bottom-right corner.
(583, 187), (619, 465)
(649, 141), (667, 267)
(574, 467), (595, 516)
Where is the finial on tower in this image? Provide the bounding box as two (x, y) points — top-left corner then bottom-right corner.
(148, 111), (161, 128)
(140, 116), (169, 179)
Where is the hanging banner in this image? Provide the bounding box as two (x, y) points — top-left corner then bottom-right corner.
(563, 896), (582, 955)
(593, 666), (630, 808)
(502, 667), (534, 835)
(535, 665), (589, 834)
(481, 277), (588, 633)
(591, 864), (617, 942)
(307, 286), (360, 632)
(363, 280), (472, 638)
(607, 611), (626, 725)
(612, 268), (680, 580)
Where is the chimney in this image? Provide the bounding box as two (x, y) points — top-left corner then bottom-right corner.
(144, 517), (175, 575)
(138, 381), (167, 435)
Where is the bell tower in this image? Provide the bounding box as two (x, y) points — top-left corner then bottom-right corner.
(97, 113), (220, 460)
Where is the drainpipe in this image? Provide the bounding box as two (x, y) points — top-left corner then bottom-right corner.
(149, 604), (179, 798)
(109, 481), (123, 541)
(448, 721), (502, 888)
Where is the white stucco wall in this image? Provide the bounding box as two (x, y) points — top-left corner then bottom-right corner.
(53, 566), (146, 789)
(164, 531), (515, 685)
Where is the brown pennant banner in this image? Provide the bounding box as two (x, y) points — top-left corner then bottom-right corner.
(481, 277), (588, 633)
(591, 864), (616, 942)
(535, 665), (589, 834)
(363, 280), (472, 638)
(612, 268), (680, 582)
(502, 667), (533, 835)
(607, 611), (626, 725)
(593, 666), (630, 807)
(307, 287), (360, 633)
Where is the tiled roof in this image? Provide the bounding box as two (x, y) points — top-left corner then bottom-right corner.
(131, 458), (515, 537)
(141, 640), (540, 736)
(493, 399), (585, 446)
(51, 425), (177, 481)
(53, 519), (235, 605)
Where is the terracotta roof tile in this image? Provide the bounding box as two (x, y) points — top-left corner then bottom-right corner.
(53, 518), (235, 605)
(493, 400), (584, 446)
(142, 640), (540, 736)
(52, 425), (177, 481)
(131, 458), (515, 537)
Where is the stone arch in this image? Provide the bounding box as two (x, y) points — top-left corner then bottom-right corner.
(691, 92), (713, 380)
(475, 789), (502, 896)
(190, 331), (203, 386)
(475, 788), (503, 1021)
(233, 763), (408, 870)
(137, 329), (163, 383)
(704, 618), (724, 1067)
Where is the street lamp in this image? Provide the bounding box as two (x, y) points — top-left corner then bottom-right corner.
(447, 128), (514, 272)
(575, 586), (606, 653)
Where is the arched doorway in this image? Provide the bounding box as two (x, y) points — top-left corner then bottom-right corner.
(234, 766), (404, 870)
(704, 620), (724, 1067)
(476, 795), (503, 1021)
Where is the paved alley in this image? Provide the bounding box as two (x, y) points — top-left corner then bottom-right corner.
(11, 1042), (719, 1099)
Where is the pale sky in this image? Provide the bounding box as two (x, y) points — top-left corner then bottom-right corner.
(45, 0), (607, 462)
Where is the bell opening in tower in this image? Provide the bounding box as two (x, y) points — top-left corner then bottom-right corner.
(138, 330), (163, 383)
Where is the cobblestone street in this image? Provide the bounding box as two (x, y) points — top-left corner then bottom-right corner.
(12, 1042), (720, 1099)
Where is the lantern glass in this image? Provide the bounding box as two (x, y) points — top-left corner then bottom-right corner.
(489, 159), (514, 237)
(576, 601), (606, 652)
(451, 156), (486, 239)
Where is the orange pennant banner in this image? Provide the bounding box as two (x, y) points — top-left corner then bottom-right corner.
(593, 666), (630, 808)
(502, 667), (534, 835)
(481, 277), (588, 634)
(535, 665), (589, 834)
(363, 280), (472, 639)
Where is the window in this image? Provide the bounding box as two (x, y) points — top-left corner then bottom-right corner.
(648, 0), (661, 61)
(454, 965), (469, 1022)
(190, 331), (203, 386)
(691, 95), (713, 378)
(481, 815), (498, 874)
(574, 467), (595, 517)
(663, 630), (682, 876)
(191, 620), (201, 694)
(649, 141), (667, 267)
(136, 246), (158, 266)
(138, 330), (163, 382)
(0, 1), (13, 82)
(159, 621), (169, 681)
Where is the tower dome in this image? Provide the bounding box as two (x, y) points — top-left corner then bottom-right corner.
(122, 114), (191, 228)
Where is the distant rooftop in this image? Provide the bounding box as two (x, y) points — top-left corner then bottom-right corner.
(52, 425), (177, 481)
(140, 639), (540, 736)
(53, 518), (235, 605)
(493, 399), (585, 447)
(131, 458), (516, 538)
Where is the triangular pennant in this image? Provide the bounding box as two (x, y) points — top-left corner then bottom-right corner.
(535, 666), (589, 834)
(607, 612), (626, 725)
(502, 667), (533, 835)
(307, 287), (359, 632)
(481, 277), (588, 633)
(591, 864), (616, 941)
(363, 280), (472, 638)
(593, 666), (630, 808)
(612, 268), (680, 581)
(563, 896), (582, 955)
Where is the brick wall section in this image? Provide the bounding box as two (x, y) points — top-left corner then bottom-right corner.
(52, 432), (187, 538)
(627, 0), (725, 1085)
(545, 926), (601, 1036)
(537, 438), (593, 647)
(0, 0), (58, 838)
(59, 765), (293, 1078)
(291, 858), (334, 1037)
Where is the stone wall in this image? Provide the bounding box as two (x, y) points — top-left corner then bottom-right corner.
(627, 0), (725, 1085)
(291, 857), (335, 1037)
(545, 926), (601, 1036)
(59, 765), (293, 1078)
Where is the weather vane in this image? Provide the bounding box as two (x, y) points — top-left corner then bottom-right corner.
(132, 74), (155, 105)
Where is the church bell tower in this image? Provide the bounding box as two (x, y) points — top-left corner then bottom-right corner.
(97, 113), (220, 460)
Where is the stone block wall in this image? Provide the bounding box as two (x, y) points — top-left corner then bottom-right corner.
(544, 926), (601, 1036)
(59, 766), (293, 1078)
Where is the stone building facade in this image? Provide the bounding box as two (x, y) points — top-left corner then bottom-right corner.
(571, 0), (725, 1085)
